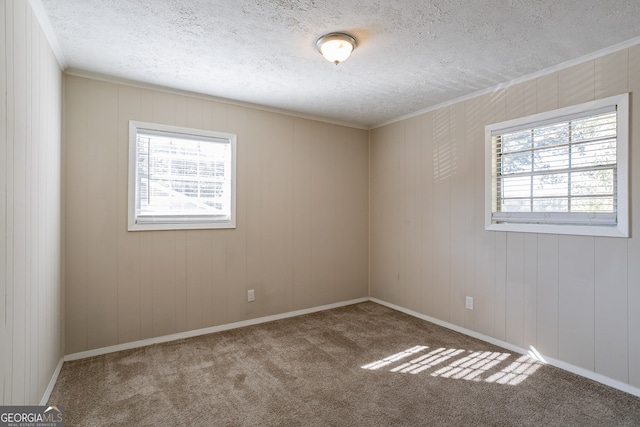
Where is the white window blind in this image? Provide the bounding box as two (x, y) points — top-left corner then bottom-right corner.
(485, 93), (629, 237)
(129, 121), (236, 231)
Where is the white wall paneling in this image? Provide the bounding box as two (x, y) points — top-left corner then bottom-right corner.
(63, 77), (369, 353)
(2, 0), (63, 405)
(402, 116), (423, 313)
(594, 238), (628, 382)
(5, 0), (640, 405)
(1, 0), (10, 406)
(627, 44), (640, 387)
(557, 235), (595, 371)
(448, 103), (467, 327)
(419, 113), (434, 316)
(370, 43), (640, 390)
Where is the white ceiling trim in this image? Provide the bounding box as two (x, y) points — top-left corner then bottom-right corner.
(28, 0), (640, 130)
(373, 35), (640, 130)
(62, 34), (640, 131)
(64, 68), (370, 130)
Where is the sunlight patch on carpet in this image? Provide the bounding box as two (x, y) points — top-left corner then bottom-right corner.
(362, 346), (543, 385)
(360, 345), (428, 370)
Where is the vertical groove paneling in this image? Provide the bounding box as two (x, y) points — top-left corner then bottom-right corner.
(627, 44), (640, 388)
(505, 233), (525, 347)
(63, 76), (88, 354)
(333, 126), (368, 302)
(63, 76), (369, 353)
(48, 46), (63, 388)
(505, 83), (524, 120)
(183, 99), (206, 331)
(369, 44), (639, 390)
(244, 109), (265, 318)
(292, 119), (313, 310)
(13, 0), (29, 402)
(523, 234), (538, 349)
(448, 103), (466, 326)
(26, 9), (37, 402)
(558, 236), (595, 371)
(173, 99), (188, 334)
(402, 116), (423, 312)
(150, 92), (178, 337)
(387, 121), (408, 308)
(595, 50), (628, 98)
(419, 113), (434, 315)
(200, 102), (219, 326)
(2, 0), (63, 404)
(472, 94), (496, 338)
(534, 71), (560, 358)
(536, 73), (559, 113)
(149, 233), (177, 336)
(490, 89), (507, 339)
(369, 122), (403, 304)
(260, 113), (293, 317)
(312, 123), (340, 305)
(494, 232), (507, 341)
(559, 61), (595, 107)
(505, 85), (526, 348)
(311, 123), (368, 305)
(556, 56), (597, 372)
(463, 97), (481, 330)
(537, 234), (559, 357)
(3, 0), (16, 404)
(213, 102), (247, 324)
(116, 86), (141, 344)
(137, 89), (154, 340)
(593, 48), (630, 384)
(48, 32), (640, 395)
(432, 107), (451, 321)
(0, 0), (8, 404)
(523, 80), (537, 116)
(490, 90), (507, 342)
(594, 238), (628, 382)
(85, 81), (118, 349)
(630, 236), (640, 386)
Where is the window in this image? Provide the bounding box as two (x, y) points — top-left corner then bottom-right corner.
(485, 93), (628, 237)
(128, 121), (236, 231)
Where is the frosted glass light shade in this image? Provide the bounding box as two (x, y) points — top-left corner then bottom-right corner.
(316, 33), (357, 64)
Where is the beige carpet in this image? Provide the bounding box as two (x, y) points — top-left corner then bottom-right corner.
(49, 302), (640, 426)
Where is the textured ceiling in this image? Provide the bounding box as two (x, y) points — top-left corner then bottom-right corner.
(38, 0), (640, 128)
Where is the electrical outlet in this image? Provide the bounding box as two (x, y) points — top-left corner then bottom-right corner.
(465, 296), (474, 310)
(247, 289), (255, 302)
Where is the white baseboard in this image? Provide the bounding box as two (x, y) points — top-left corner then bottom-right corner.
(64, 297), (369, 362)
(40, 357), (64, 405)
(56, 296), (640, 399)
(370, 297), (640, 398)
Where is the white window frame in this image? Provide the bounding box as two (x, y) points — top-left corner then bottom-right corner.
(128, 121), (237, 231)
(485, 93), (629, 238)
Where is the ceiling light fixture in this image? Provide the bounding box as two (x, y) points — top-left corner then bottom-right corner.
(315, 32), (357, 64)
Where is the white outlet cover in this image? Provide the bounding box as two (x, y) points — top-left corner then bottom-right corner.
(465, 296), (473, 310)
(248, 289), (255, 302)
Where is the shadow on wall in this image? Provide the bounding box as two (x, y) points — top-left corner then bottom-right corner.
(361, 345), (544, 386)
(433, 141), (458, 181)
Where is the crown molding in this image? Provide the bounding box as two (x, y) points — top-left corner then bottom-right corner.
(28, 0), (68, 69)
(372, 36), (640, 129)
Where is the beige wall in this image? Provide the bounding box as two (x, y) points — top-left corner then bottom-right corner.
(1, 0), (64, 404)
(56, 12), (640, 392)
(63, 76), (369, 354)
(370, 46), (640, 388)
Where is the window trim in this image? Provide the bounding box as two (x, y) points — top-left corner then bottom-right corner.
(128, 120), (237, 231)
(484, 93), (629, 238)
